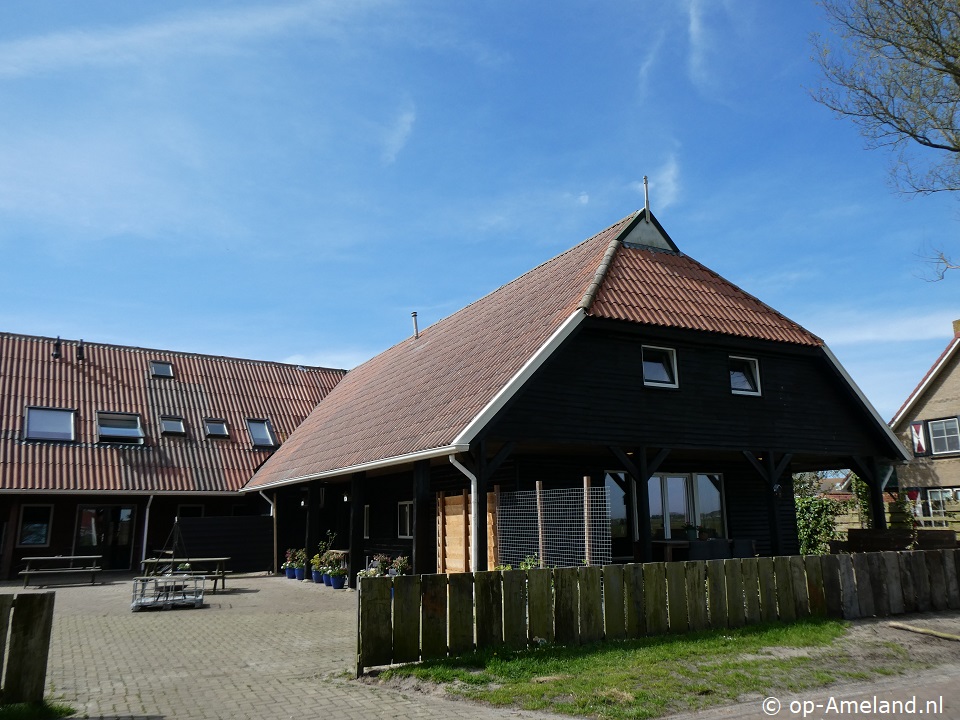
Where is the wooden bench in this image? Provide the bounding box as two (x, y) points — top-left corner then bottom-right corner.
(19, 555), (102, 588)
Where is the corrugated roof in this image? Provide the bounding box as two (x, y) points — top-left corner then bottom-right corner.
(0, 333), (344, 493)
(245, 211), (826, 490)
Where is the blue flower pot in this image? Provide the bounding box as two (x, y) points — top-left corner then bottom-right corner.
(311, 570), (323, 583)
(330, 575), (346, 590)
(323, 573), (332, 586)
(285, 567), (297, 579)
(295, 568), (305, 581)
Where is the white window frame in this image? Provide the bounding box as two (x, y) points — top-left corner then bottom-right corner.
(929, 418), (960, 455)
(150, 360), (174, 378)
(648, 473), (726, 540)
(729, 356), (761, 396)
(96, 411), (145, 445)
(24, 406), (76, 442)
(246, 418), (278, 448)
(17, 504), (54, 547)
(398, 501), (413, 539)
(159, 415), (186, 436)
(641, 345), (679, 388)
(204, 418), (229, 439)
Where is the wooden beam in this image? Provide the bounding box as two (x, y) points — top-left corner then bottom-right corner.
(347, 472), (366, 589)
(412, 459), (432, 574)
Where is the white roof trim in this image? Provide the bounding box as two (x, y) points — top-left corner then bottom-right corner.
(241, 443), (471, 491)
(822, 345), (911, 462)
(453, 309), (586, 447)
(890, 336), (960, 428)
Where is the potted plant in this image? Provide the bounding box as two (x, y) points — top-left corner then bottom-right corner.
(328, 565), (348, 589)
(310, 554), (324, 583)
(682, 523), (697, 541)
(391, 555), (410, 576)
(293, 548), (307, 581)
(283, 548), (298, 579)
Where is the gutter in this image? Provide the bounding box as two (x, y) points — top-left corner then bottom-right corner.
(258, 490), (275, 516)
(448, 454), (479, 572)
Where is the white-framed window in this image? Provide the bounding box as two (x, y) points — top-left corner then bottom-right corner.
(364, 505), (370, 539)
(18, 505), (53, 547)
(24, 406), (76, 442)
(929, 418), (960, 455)
(150, 360), (174, 378)
(642, 345), (678, 388)
(205, 418), (229, 439)
(398, 501), (413, 539)
(159, 416), (186, 435)
(729, 356), (761, 396)
(97, 412), (145, 445)
(647, 473), (726, 540)
(246, 418), (278, 448)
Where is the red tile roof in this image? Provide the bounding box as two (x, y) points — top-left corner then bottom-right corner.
(0, 333), (344, 493)
(245, 211), (824, 489)
(890, 333), (960, 427)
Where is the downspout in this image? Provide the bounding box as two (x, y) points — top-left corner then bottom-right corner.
(449, 454), (479, 572)
(260, 490), (277, 574)
(141, 494), (155, 564)
(259, 490), (275, 516)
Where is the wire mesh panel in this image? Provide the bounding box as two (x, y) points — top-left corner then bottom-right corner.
(497, 486), (611, 568)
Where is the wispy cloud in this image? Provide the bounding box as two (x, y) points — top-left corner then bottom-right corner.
(382, 101), (416, 165)
(636, 31), (664, 98)
(684, 0), (712, 92)
(802, 309), (958, 347)
(631, 154), (681, 211)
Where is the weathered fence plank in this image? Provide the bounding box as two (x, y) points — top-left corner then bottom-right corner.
(554, 567), (580, 645)
(502, 570), (528, 650)
(448, 572), (475, 655)
(0, 594), (12, 683)
(774, 556), (795, 622)
(804, 556), (826, 617)
(789, 556), (809, 618)
(898, 552), (918, 614)
(474, 570), (503, 649)
(852, 553), (875, 617)
(603, 565), (626, 641)
(666, 562), (688, 632)
(527, 568), (554, 644)
(643, 562), (668, 635)
(420, 574), (448, 660)
(579, 566), (603, 644)
(624, 564), (645, 638)
(685, 562), (708, 632)
(706, 559), (727, 629)
(820, 554), (843, 618)
(358, 577), (393, 672)
(867, 553), (889, 617)
(757, 557), (777, 623)
(944, 549), (960, 611)
(926, 550), (948, 612)
(838, 553), (860, 619)
(724, 558), (746, 628)
(881, 552), (904, 616)
(743, 558), (763, 624)
(911, 551), (933, 612)
(4, 592), (56, 703)
(393, 574), (422, 663)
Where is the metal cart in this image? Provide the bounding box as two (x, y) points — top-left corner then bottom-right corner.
(131, 575), (205, 611)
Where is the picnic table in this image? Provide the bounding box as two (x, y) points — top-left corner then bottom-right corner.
(19, 555), (102, 587)
(140, 557), (231, 592)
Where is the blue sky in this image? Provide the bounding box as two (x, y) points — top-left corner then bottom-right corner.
(0, 1), (956, 421)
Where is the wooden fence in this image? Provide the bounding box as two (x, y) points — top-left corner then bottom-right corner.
(1, 592), (56, 703)
(356, 549), (960, 675)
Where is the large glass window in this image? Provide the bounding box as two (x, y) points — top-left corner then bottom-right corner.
(246, 418), (278, 448)
(647, 473), (725, 539)
(18, 505), (53, 546)
(24, 407), (75, 441)
(642, 346), (678, 388)
(97, 412), (145, 444)
(930, 418), (960, 455)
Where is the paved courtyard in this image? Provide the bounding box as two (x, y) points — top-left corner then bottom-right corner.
(6, 573), (565, 720)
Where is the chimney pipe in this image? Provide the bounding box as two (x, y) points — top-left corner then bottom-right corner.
(412, 312), (419, 339)
(643, 175), (651, 223)
(77, 339), (85, 362)
(953, 319), (960, 337)
(52, 336), (61, 360)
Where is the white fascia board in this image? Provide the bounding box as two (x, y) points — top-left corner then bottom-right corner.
(890, 337), (960, 429)
(822, 345), (911, 463)
(240, 443), (472, 492)
(0, 489), (244, 496)
(452, 309), (586, 447)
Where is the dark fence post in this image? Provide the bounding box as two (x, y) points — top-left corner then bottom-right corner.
(4, 591), (56, 703)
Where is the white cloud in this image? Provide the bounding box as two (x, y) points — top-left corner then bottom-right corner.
(802, 308), (958, 347)
(577, 192), (589, 206)
(636, 32), (664, 98)
(631, 154), (681, 212)
(684, 0), (711, 92)
(381, 101), (416, 165)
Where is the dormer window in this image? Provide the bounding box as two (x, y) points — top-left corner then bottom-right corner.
(642, 346), (678, 388)
(205, 419), (229, 439)
(97, 412), (145, 445)
(150, 361), (174, 378)
(729, 356), (761, 396)
(246, 418), (278, 448)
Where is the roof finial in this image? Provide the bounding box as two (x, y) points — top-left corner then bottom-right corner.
(643, 175), (651, 224)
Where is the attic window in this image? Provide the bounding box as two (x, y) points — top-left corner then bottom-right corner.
(642, 346), (678, 388)
(205, 419), (229, 439)
(930, 418), (960, 455)
(160, 416), (186, 435)
(729, 356), (761, 396)
(97, 412), (145, 444)
(24, 407), (76, 442)
(150, 361), (174, 378)
(247, 418), (278, 448)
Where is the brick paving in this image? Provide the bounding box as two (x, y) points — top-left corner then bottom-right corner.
(6, 573), (565, 720)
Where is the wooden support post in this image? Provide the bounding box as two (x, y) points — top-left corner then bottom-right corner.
(437, 491), (446, 573)
(743, 451), (791, 556)
(474, 441), (489, 572)
(412, 460), (432, 575)
(271, 491), (279, 575)
(612, 446), (669, 563)
(348, 472), (366, 589)
(4, 592), (55, 703)
(584, 475), (592, 566)
(850, 456), (888, 531)
(536, 480), (546, 568)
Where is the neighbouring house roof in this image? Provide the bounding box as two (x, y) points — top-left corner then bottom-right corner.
(244, 210), (832, 491)
(890, 327), (960, 429)
(0, 332), (344, 494)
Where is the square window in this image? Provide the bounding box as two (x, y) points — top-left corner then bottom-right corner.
(24, 407), (75, 441)
(18, 505), (53, 547)
(150, 361), (174, 378)
(930, 418), (960, 455)
(246, 419), (278, 448)
(97, 412), (145, 444)
(205, 419), (229, 439)
(642, 345), (678, 388)
(160, 416), (186, 435)
(729, 356), (761, 395)
(398, 501), (413, 539)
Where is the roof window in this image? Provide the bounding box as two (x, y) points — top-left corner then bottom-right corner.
(729, 356), (761, 396)
(642, 346), (678, 388)
(205, 419), (229, 439)
(160, 416), (186, 436)
(246, 418), (278, 448)
(24, 407), (76, 442)
(150, 361), (174, 378)
(97, 412), (145, 445)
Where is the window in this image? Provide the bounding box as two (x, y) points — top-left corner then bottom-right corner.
(24, 407), (75, 441)
(642, 346), (678, 388)
(398, 501), (413, 539)
(159, 416), (186, 435)
(97, 412), (145, 444)
(246, 419), (278, 448)
(729, 356), (761, 395)
(18, 505), (53, 547)
(930, 418), (960, 455)
(150, 360), (174, 378)
(647, 473), (725, 540)
(205, 419), (229, 439)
